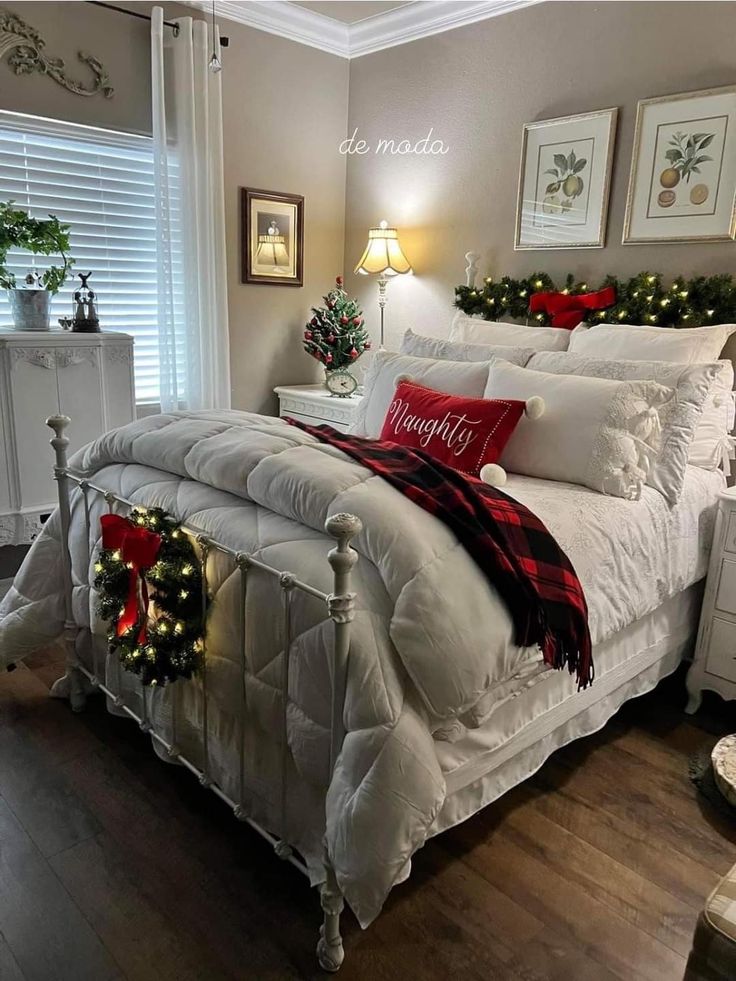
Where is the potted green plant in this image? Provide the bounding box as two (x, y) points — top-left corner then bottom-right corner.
(0, 201), (74, 330)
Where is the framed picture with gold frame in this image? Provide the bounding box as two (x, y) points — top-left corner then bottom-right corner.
(623, 85), (736, 244)
(514, 107), (618, 250)
(241, 187), (304, 286)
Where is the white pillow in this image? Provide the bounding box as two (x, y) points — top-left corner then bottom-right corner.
(449, 310), (570, 352)
(400, 328), (535, 366)
(484, 359), (673, 500)
(690, 359), (735, 470)
(351, 351), (490, 438)
(527, 351), (722, 504)
(569, 321), (736, 364)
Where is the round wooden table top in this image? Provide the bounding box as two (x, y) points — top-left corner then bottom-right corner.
(712, 734), (736, 809)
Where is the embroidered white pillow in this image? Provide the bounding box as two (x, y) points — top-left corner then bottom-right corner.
(484, 359), (673, 500)
(690, 359), (735, 471)
(351, 351), (491, 438)
(400, 328), (535, 366)
(449, 310), (571, 352)
(569, 321), (736, 364)
(527, 351), (722, 504)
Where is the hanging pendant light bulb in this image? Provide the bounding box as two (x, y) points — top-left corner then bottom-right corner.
(209, 0), (222, 72)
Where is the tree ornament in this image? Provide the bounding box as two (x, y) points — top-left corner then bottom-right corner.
(94, 507), (207, 687)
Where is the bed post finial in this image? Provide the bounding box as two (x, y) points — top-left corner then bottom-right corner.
(319, 512), (362, 972)
(465, 251), (480, 288)
(46, 415), (86, 712)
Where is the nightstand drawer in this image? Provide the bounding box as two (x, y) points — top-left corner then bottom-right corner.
(716, 558), (736, 614)
(724, 513), (736, 554)
(705, 616), (736, 684)
(282, 408), (350, 433)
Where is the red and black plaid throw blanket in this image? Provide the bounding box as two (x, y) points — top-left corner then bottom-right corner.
(288, 419), (594, 690)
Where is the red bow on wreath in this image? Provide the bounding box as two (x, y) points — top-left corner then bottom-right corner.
(529, 285), (616, 330)
(101, 513), (162, 645)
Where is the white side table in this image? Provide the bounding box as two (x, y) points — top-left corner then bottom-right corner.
(274, 384), (362, 434)
(687, 487), (736, 713)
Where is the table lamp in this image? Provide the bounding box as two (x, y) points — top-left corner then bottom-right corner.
(354, 220), (412, 349)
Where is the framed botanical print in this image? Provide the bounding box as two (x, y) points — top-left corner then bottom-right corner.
(624, 85), (736, 244)
(514, 108), (618, 250)
(241, 187), (304, 286)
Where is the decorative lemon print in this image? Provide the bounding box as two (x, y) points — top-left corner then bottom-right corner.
(659, 167), (680, 189)
(690, 183), (709, 205)
(658, 190), (676, 208)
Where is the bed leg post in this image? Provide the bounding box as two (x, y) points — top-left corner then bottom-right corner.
(318, 513), (362, 973)
(47, 415), (86, 713)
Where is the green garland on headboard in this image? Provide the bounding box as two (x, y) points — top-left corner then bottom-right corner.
(454, 271), (736, 329)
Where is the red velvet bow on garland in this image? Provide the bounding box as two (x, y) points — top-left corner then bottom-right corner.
(529, 285), (616, 330)
(100, 513), (162, 645)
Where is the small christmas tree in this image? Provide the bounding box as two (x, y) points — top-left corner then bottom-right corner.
(304, 276), (370, 370)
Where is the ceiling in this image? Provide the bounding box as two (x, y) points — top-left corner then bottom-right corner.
(292, 2), (411, 24)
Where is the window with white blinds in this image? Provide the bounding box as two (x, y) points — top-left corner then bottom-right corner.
(0, 111), (164, 404)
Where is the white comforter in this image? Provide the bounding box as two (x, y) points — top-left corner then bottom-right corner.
(0, 411), (723, 925)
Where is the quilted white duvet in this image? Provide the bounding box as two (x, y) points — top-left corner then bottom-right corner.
(0, 410), (723, 925)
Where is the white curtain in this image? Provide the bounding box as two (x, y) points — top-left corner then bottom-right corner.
(151, 7), (230, 411)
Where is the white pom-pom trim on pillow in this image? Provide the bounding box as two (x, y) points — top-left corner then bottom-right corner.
(394, 373), (413, 387)
(480, 463), (507, 487)
(525, 396), (545, 419)
(481, 397), (545, 487)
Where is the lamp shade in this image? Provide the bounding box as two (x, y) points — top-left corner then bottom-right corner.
(256, 222), (289, 267)
(354, 220), (412, 277)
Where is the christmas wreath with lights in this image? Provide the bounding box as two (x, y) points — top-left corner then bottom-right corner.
(94, 507), (206, 687)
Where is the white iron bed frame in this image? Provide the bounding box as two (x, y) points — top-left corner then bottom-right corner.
(45, 414), (360, 973)
(39, 261), (723, 971)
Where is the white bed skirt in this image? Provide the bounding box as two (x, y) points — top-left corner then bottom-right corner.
(432, 582), (702, 834)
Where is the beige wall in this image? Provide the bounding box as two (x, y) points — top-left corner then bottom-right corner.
(344, 1), (736, 348)
(0, 1), (349, 412)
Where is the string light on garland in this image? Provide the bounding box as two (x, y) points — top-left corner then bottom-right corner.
(94, 507), (207, 687)
(454, 270), (736, 329)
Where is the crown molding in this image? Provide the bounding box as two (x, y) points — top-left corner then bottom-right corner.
(185, 1), (351, 57)
(184, 1), (540, 59)
(349, 0), (539, 57)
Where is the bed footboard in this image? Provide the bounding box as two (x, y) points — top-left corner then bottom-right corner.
(46, 414), (361, 972)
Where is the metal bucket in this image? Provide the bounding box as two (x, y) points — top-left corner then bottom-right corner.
(8, 289), (52, 331)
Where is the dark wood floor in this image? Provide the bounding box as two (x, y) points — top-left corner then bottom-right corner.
(0, 649), (734, 981)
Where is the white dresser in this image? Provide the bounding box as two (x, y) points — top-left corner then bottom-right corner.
(687, 487), (736, 712)
(0, 330), (135, 545)
(274, 384), (363, 433)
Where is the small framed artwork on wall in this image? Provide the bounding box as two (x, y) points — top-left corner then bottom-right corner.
(623, 85), (736, 244)
(514, 108), (618, 250)
(241, 187), (304, 286)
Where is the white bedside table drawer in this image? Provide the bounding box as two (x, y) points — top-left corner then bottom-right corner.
(724, 513), (736, 554)
(284, 409), (350, 433)
(716, 558), (736, 614)
(275, 384), (362, 434)
(705, 616), (736, 684)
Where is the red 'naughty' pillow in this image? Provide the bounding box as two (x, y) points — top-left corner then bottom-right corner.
(379, 379), (540, 479)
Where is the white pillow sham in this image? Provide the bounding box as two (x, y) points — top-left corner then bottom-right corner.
(484, 359), (673, 500)
(689, 359), (735, 471)
(569, 321), (736, 364)
(527, 351), (722, 504)
(449, 310), (570, 352)
(351, 351), (490, 438)
(400, 328), (535, 366)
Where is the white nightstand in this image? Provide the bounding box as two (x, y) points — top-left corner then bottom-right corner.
(274, 384), (363, 433)
(687, 487), (736, 713)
